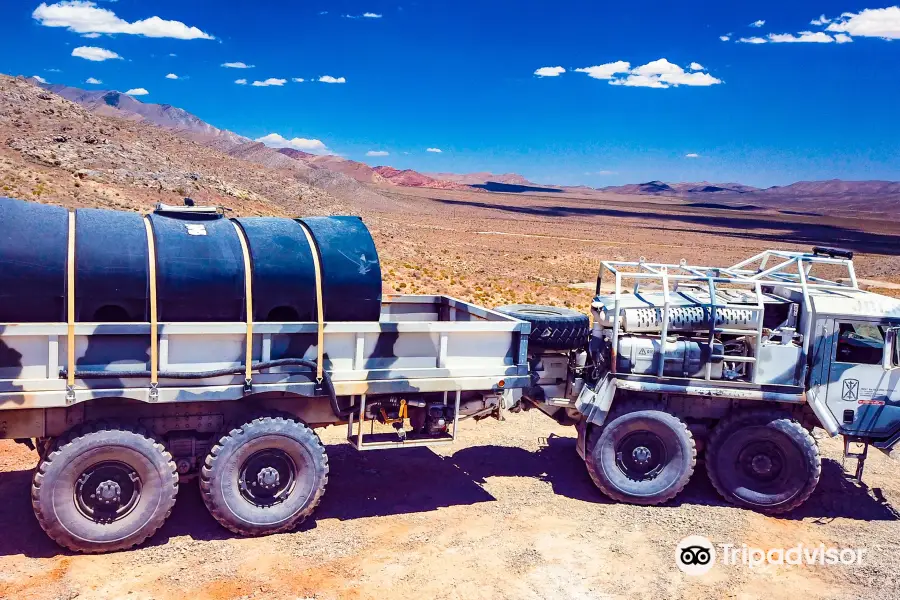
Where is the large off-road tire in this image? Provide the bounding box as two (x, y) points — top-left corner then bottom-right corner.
(31, 422), (178, 553)
(706, 409), (821, 515)
(200, 416), (329, 536)
(495, 304), (589, 350)
(585, 399), (696, 505)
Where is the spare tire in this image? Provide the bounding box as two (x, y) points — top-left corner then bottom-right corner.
(495, 304), (589, 350)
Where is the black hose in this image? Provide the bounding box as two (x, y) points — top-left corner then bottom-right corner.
(60, 358), (354, 418)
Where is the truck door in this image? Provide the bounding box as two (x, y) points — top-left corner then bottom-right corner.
(825, 320), (900, 438)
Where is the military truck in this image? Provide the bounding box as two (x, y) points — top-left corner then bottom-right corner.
(500, 247), (900, 515)
(0, 195), (896, 553)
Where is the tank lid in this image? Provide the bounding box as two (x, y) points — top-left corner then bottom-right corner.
(154, 201), (223, 217)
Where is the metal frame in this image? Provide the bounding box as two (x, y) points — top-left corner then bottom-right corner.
(596, 250), (858, 387)
(346, 389), (462, 450)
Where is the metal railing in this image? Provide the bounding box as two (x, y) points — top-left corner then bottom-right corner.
(596, 250), (858, 385)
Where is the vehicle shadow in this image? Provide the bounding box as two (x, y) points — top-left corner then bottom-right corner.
(0, 438), (894, 559)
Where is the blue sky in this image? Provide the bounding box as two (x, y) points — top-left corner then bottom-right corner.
(4, 1), (900, 187)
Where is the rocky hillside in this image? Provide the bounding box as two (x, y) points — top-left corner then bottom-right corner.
(0, 74), (343, 217)
(426, 172), (535, 186)
(39, 82), (249, 147)
(372, 166), (469, 190)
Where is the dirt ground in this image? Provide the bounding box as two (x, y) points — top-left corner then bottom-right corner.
(1, 413), (899, 600)
(3, 182), (900, 600)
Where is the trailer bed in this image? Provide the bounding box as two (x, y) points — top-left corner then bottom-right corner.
(0, 294), (530, 414)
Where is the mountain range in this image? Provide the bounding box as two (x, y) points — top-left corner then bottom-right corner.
(24, 77), (900, 216)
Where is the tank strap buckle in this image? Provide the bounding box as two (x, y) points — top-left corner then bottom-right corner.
(65, 385), (76, 405)
(149, 382), (159, 402)
(243, 378), (253, 394)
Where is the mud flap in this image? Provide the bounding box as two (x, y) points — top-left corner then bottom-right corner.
(574, 373), (617, 459)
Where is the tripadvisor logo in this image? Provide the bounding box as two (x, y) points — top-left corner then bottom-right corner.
(675, 535), (867, 575)
(676, 535), (716, 576)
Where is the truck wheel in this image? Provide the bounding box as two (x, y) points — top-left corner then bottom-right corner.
(585, 400), (696, 505)
(495, 304), (589, 350)
(31, 422), (178, 553)
(200, 416), (329, 536)
(706, 410), (820, 514)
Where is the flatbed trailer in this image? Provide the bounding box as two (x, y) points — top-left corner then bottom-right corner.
(0, 293), (530, 551)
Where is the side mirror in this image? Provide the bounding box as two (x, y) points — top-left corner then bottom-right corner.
(884, 327), (900, 370)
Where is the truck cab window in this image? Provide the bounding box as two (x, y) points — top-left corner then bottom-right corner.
(836, 322), (885, 365)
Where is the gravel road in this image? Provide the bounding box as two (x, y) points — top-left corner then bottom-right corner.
(1, 411), (899, 600)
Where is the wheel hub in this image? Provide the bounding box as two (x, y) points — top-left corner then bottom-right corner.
(750, 453), (774, 476)
(632, 446), (652, 465)
(238, 449), (297, 507)
(616, 431), (667, 481)
(94, 480), (122, 505)
(257, 466), (281, 490)
(75, 460), (141, 522)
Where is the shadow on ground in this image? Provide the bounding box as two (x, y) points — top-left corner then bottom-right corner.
(433, 197), (900, 255)
(0, 436), (895, 559)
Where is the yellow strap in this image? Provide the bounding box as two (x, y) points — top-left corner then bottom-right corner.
(296, 221), (325, 382)
(142, 218), (159, 386)
(231, 222), (254, 383)
(66, 212), (76, 388)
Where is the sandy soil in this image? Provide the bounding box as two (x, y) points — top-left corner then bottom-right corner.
(1, 413), (899, 600)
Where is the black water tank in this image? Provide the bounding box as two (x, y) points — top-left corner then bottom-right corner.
(75, 208), (149, 321)
(0, 198), (68, 322)
(0, 198), (382, 323)
(299, 216), (382, 321)
(234, 217), (317, 322)
(148, 211), (246, 322)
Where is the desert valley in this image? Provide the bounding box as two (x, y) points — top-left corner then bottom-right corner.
(2, 72), (900, 599)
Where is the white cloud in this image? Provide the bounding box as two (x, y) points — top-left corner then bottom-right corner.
(33, 1), (213, 40)
(125, 87), (148, 96)
(85, 77), (102, 84)
(81, 32), (101, 38)
(627, 58), (721, 87)
(586, 170), (617, 176)
(574, 58), (720, 88)
(835, 33), (853, 43)
(363, 12), (382, 18)
(366, 150), (389, 157)
(811, 14), (831, 26)
(251, 78), (286, 87)
(46, 68), (61, 72)
(165, 73), (178, 79)
(32, 75), (49, 84)
(319, 75), (346, 83)
(686, 153), (700, 158)
(720, 34), (731, 41)
(221, 61), (253, 68)
(71, 45), (121, 61)
(768, 31), (834, 43)
(827, 7), (900, 40)
(168, 53), (177, 57)
(426, 147), (442, 153)
(256, 133), (329, 154)
(738, 36), (767, 44)
(234, 78), (247, 85)
(292, 77), (305, 82)
(534, 66), (565, 77)
(750, 20), (766, 28)
(574, 61), (631, 80)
